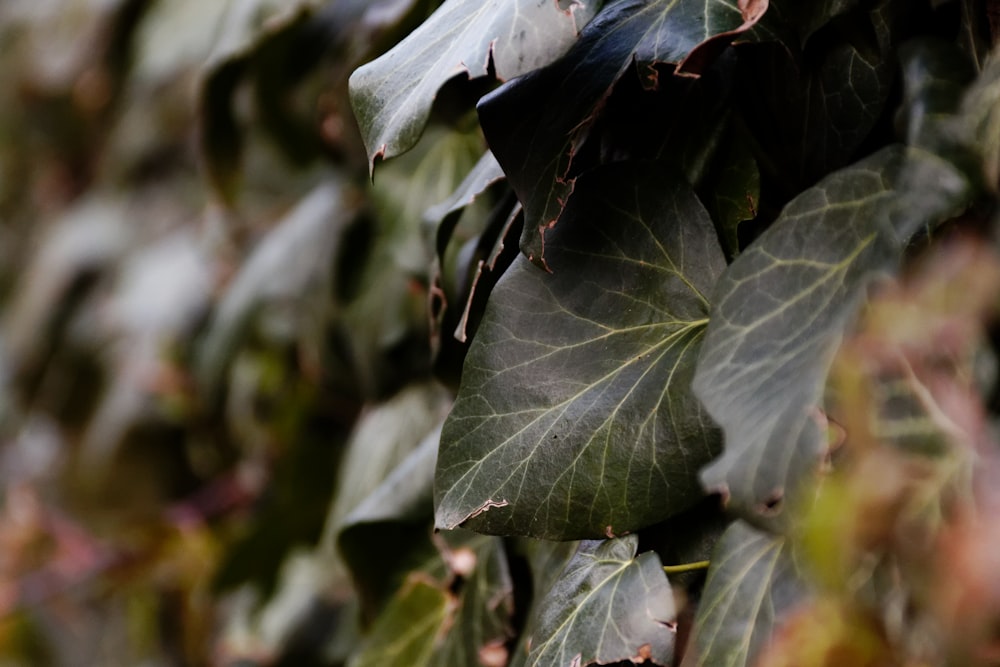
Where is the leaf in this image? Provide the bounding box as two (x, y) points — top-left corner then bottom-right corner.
(692, 146), (973, 527)
(348, 532), (514, 667)
(349, 0), (599, 168)
(527, 535), (675, 667)
(732, 26), (894, 195)
(195, 181), (359, 399)
(508, 539), (580, 667)
(434, 161), (725, 539)
(336, 425), (442, 619)
(478, 0), (767, 266)
(681, 521), (808, 667)
(702, 124), (760, 258)
(425, 150), (506, 231)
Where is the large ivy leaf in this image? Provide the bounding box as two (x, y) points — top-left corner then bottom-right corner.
(692, 146), (973, 526)
(434, 161), (725, 539)
(349, 0), (599, 168)
(527, 535), (675, 667)
(478, 0), (766, 266)
(681, 522), (808, 667)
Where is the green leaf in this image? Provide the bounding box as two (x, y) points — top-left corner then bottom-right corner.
(336, 425), (442, 620)
(349, 0), (599, 168)
(680, 521), (808, 667)
(435, 161), (725, 539)
(478, 0), (766, 266)
(732, 28), (894, 195)
(195, 181), (359, 400)
(508, 539), (580, 667)
(527, 535), (675, 667)
(692, 146), (972, 526)
(348, 533), (514, 667)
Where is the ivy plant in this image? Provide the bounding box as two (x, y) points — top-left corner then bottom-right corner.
(346, 0), (1000, 665)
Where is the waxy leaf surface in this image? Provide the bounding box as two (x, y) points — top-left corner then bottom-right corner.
(527, 535), (675, 667)
(681, 521), (807, 667)
(478, 0), (766, 265)
(350, 0), (598, 167)
(693, 146), (972, 526)
(435, 162), (725, 539)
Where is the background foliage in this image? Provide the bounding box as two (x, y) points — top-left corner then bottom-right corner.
(2, 0), (1000, 666)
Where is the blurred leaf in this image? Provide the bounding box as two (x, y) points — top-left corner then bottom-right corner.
(348, 532), (514, 667)
(681, 522), (808, 667)
(349, 0), (599, 167)
(435, 161), (724, 539)
(527, 535), (675, 667)
(478, 0), (766, 266)
(197, 180), (359, 400)
(337, 425), (441, 619)
(693, 146), (973, 527)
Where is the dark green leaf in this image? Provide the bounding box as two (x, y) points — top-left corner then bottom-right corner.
(692, 146), (973, 527)
(349, 0), (599, 167)
(508, 539), (580, 667)
(680, 522), (807, 667)
(702, 124), (760, 258)
(527, 535), (675, 667)
(435, 161), (725, 539)
(732, 29), (894, 195)
(478, 0), (766, 266)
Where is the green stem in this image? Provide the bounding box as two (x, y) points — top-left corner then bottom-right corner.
(662, 560), (710, 574)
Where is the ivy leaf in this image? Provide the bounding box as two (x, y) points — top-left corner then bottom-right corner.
(692, 146), (972, 526)
(349, 0), (599, 168)
(434, 161), (725, 539)
(348, 533), (514, 667)
(478, 0), (767, 267)
(526, 535), (675, 667)
(681, 522), (808, 667)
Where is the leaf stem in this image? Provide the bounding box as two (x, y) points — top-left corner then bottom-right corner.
(662, 560), (710, 574)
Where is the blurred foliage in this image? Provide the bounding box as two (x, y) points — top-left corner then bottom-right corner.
(3, 1), (1000, 667)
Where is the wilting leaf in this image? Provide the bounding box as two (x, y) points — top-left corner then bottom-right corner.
(478, 0), (766, 265)
(693, 146), (972, 527)
(349, 0), (599, 167)
(435, 161), (725, 539)
(527, 535), (675, 667)
(348, 532), (514, 667)
(681, 522), (808, 667)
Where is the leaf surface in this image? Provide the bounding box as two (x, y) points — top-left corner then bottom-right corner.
(681, 521), (807, 667)
(350, 0), (598, 167)
(478, 0), (766, 265)
(528, 535), (675, 667)
(435, 161), (725, 539)
(692, 146), (972, 526)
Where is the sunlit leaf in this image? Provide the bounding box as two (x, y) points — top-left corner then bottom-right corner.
(681, 521), (808, 667)
(693, 146), (973, 527)
(435, 161), (725, 539)
(349, 0), (599, 167)
(527, 535), (675, 667)
(478, 0), (766, 266)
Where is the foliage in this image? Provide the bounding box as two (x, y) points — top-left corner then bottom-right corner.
(3, 0), (1000, 666)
